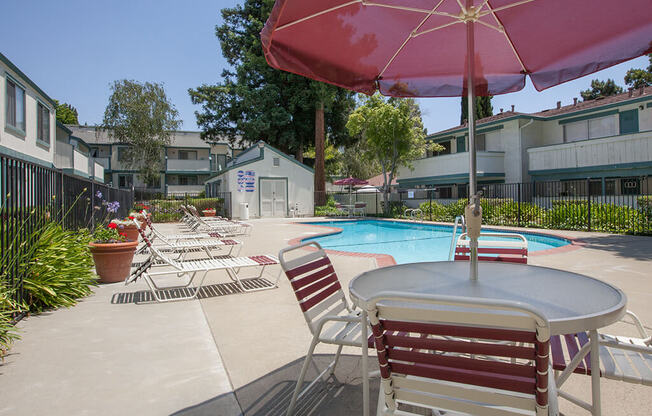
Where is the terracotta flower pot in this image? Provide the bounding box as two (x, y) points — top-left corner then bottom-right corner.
(90, 241), (139, 283)
(202, 210), (216, 217)
(119, 224), (140, 242)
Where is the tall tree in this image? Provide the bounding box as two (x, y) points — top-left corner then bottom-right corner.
(347, 95), (441, 214)
(624, 54), (652, 89)
(188, 0), (356, 205)
(55, 100), (79, 125)
(460, 96), (493, 124)
(580, 79), (624, 101)
(102, 80), (181, 185)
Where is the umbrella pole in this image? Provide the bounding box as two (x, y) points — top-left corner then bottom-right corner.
(465, 3), (481, 281)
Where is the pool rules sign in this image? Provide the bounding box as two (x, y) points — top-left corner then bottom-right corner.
(237, 170), (255, 192)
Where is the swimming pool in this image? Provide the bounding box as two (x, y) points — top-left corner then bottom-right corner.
(303, 220), (571, 264)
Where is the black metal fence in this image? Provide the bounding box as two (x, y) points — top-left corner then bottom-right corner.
(0, 153), (133, 306)
(133, 191), (232, 221)
(317, 177), (652, 235)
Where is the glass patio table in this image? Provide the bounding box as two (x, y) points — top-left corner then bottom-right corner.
(349, 261), (627, 416)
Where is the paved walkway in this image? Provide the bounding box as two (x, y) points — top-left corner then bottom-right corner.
(1, 217), (651, 415)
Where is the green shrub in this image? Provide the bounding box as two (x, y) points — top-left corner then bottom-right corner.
(20, 223), (97, 313)
(0, 282), (20, 360)
(142, 198), (224, 222)
(315, 195), (341, 216)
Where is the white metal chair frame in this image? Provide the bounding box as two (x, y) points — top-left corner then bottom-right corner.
(552, 310), (652, 412)
(454, 232), (528, 263)
(367, 292), (558, 416)
(184, 205), (252, 236)
(127, 224), (279, 302)
(279, 241), (375, 416)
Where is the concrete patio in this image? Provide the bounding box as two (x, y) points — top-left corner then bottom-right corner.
(1, 218), (650, 415)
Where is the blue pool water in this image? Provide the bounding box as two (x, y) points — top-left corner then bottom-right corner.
(304, 220), (570, 264)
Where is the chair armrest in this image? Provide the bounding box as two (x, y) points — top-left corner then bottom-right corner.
(622, 310), (651, 344)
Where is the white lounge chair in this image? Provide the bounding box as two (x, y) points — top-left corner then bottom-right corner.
(126, 231), (279, 302)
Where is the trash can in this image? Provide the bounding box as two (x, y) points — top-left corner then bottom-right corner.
(240, 202), (249, 220)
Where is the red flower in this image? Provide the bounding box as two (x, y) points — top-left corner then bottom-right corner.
(128, 216), (135, 220)
(119, 232), (127, 237)
(107, 223), (117, 229)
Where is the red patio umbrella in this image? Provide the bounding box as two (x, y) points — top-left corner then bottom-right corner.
(261, 0), (652, 280)
(333, 176), (369, 205)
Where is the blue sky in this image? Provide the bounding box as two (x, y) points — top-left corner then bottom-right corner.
(1, 0), (648, 135)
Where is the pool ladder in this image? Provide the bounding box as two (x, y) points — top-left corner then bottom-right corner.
(403, 208), (423, 222)
(448, 215), (466, 261)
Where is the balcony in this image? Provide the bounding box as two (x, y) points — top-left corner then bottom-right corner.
(94, 157), (110, 170)
(54, 142), (90, 177)
(397, 151), (505, 185)
(166, 158), (211, 173)
(92, 161), (104, 182)
(166, 184), (205, 196)
(528, 131), (652, 174)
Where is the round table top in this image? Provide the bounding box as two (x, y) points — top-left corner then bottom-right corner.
(349, 261), (627, 335)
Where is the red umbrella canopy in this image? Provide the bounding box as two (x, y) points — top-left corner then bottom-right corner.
(261, 0), (652, 98)
(333, 177), (369, 186)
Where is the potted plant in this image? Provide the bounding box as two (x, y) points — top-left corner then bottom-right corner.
(202, 208), (217, 217)
(110, 218), (140, 242)
(89, 223), (138, 283)
(129, 211), (148, 230)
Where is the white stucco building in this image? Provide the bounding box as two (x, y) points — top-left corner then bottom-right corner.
(1, 52), (56, 167)
(398, 88), (652, 198)
(205, 141), (314, 218)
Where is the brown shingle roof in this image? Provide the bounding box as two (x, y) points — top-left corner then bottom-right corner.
(428, 86), (652, 138)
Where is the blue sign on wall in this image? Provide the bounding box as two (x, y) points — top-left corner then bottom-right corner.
(237, 170), (256, 192)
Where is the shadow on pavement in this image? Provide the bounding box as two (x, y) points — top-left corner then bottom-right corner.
(110, 278), (275, 304)
(576, 234), (652, 261)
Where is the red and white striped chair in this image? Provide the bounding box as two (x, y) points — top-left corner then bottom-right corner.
(454, 232), (528, 264)
(368, 293), (557, 416)
(550, 310), (652, 411)
(279, 241), (374, 416)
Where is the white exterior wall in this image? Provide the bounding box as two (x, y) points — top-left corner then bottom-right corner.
(0, 60), (55, 166)
(397, 151), (505, 180)
(209, 146), (314, 218)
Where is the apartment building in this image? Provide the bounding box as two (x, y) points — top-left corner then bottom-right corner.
(68, 125), (235, 196)
(1, 52), (56, 167)
(397, 88), (652, 198)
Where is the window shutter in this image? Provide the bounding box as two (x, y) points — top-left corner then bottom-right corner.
(619, 110), (639, 135)
(456, 136), (466, 152)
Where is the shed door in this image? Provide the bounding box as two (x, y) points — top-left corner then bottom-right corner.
(260, 178), (287, 217)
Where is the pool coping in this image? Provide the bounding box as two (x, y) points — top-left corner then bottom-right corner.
(287, 218), (586, 267)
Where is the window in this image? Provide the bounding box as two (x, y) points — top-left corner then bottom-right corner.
(146, 176), (161, 189)
(435, 186), (452, 199)
(37, 102), (50, 145)
(273, 157), (280, 167)
(6, 78), (25, 133)
(564, 114), (618, 142)
(589, 179), (602, 196)
(619, 110), (639, 135)
(117, 147), (129, 161)
(474, 134), (486, 151)
(621, 177), (640, 195)
(179, 150), (197, 160)
(118, 174), (133, 189)
(436, 141), (451, 155)
(179, 176), (198, 185)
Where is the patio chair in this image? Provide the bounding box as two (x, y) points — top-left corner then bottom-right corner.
(125, 225), (279, 302)
(454, 232), (528, 264)
(279, 241), (376, 416)
(353, 202), (367, 217)
(334, 202), (347, 217)
(368, 293), (557, 416)
(550, 310), (652, 410)
(140, 210), (227, 240)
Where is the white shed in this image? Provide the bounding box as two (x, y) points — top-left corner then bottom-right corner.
(204, 141), (314, 218)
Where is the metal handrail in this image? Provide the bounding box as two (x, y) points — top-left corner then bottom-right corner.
(448, 215), (466, 260)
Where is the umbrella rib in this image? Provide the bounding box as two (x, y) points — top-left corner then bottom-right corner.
(478, 0), (536, 17)
(484, 0), (529, 73)
(275, 0), (361, 31)
(413, 20), (463, 38)
(378, 0), (449, 79)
